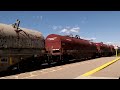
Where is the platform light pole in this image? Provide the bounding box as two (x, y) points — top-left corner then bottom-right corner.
(114, 46), (118, 58)
(116, 49), (118, 57)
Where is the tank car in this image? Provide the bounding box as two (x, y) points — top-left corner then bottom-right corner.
(95, 42), (115, 57)
(109, 45), (115, 55)
(45, 34), (98, 63)
(0, 20), (45, 72)
(117, 46), (120, 55)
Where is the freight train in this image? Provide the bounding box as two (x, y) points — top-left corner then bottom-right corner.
(0, 20), (116, 72)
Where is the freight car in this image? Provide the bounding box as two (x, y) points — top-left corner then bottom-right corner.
(117, 47), (120, 56)
(45, 34), (115, 63)
(95, 42), (115, 57)
(0, 20), (45, 72)
(109, 45), (116, 55)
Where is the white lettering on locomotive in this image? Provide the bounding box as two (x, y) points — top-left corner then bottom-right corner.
(66, 39), (71, 41)
(47, 37), (57, 40)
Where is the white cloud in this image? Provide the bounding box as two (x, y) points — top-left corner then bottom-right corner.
(58, 26), (62, 29)
(104, 42), (120, 47)
(106, 42), (112, 44)
(60, 28), (70, 34)
(70, 27), (80, 33)
(80, 37), (96, 41)
(83, 17), (87, 20)
(66, 26), (70, 29)
(33, 15), (43, 21)
(111, 42), (120, 47)
(40, 16), (43, 20)
(52, 25), (62, 30)
(59, 26), (80, 34)
(90, 37), (96, 40)
(52, 26), (58, 30)
(81, 20), (85, 24)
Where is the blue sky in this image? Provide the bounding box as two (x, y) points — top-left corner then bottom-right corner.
(0, 11), (120, 46)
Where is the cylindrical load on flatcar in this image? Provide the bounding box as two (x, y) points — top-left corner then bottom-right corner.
(0, 22), (45, 72)
(0, 23), (44, 49)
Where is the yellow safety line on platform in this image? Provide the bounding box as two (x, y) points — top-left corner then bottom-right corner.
(81, 57), (120, 77)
